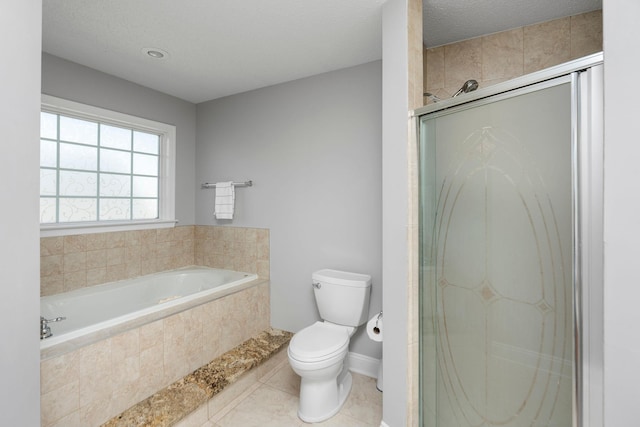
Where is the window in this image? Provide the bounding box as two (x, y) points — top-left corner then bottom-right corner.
(40, 95), (176, 236)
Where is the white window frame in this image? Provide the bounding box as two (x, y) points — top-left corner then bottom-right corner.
(40, 94), (176, 237)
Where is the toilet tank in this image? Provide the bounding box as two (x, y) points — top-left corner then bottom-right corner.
(312, 269), (371, 327)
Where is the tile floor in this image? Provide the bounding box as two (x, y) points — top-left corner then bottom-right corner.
(177, 353), (383, 427)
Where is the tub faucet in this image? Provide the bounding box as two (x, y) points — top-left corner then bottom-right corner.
(40, 316), (66, 340)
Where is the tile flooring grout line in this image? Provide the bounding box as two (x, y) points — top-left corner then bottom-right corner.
(257, 357), (289, 384)
(208, 381), (263, 424)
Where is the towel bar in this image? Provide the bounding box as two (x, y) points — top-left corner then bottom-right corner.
(201, 180), (253, 189)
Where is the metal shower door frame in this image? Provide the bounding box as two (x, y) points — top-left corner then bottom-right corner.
(413, 53), (604, 427)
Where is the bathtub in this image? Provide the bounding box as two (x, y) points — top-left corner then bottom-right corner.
(40, 266), (259, 358)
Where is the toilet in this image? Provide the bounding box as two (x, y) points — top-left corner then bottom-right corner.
(287, 269), (371, 423)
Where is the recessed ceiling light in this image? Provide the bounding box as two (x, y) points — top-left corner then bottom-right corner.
(141, 47), (169, 59)
(147, 50), (164, 58)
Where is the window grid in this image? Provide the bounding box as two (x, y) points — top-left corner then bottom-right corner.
(40, 111), (160, 224)
(56, 113), (60, 223)
(97, 122), (103, 222)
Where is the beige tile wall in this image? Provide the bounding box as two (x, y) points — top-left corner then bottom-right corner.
(40, 226), (195, 296)
(40, 281), (270, 427)
(408, 0), (424, 110)
(407, 122), (420, 427)
(407, 1), (423, 423)
(423, 10), (602, 103)
(40, 225), (270, 296)
(194, 226), (270, 280)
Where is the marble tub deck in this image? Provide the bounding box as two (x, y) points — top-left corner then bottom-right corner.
(103, 328), (293, 427)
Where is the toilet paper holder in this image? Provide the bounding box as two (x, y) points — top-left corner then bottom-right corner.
(373, 311), (382, 334)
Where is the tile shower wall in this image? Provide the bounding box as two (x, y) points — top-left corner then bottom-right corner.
(423, 10), (602, 103)
(40, 281), (270, 427)
(407, 0), (422, 424)
(40, 225), (270, 296)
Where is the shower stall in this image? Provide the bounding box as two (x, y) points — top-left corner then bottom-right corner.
(415, 54), (603, 427)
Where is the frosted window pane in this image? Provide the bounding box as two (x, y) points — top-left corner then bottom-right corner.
(100, 148), (131, 174)
(133, 199), (158, 219)
(134, 131), (159, 154)
(101, 124), (131, 150)
(60, 116), (98, 145)
(133, 176), (158, 197)
(39, 100), (173, 227)
(41, 112), (57, 139)
(100, 199), (131, 220)
(40, 139), (57, 167)
(40, 198), (56, 223)
(60, 143), (97, 170)
(59, 171), (97, 196)
(100, 174), (131, 197)
(133, 153), (158, 176)
(59, 198), (97, 222)
(40, 169), (57, 196)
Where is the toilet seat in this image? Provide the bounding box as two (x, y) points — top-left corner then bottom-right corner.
(289, 321), (350, 362)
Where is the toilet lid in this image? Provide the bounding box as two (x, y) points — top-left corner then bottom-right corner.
(289, 322), (349, 362)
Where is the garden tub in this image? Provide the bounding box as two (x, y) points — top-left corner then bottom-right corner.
(40, 266), (259, 358)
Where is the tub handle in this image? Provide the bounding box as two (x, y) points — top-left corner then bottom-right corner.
(42, 316), (66, 324)
(40, 316), (66, 340)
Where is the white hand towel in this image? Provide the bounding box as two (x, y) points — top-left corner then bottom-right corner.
(214, 181), (235, 219)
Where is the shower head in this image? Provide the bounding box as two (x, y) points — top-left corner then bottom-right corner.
(452, 79), (479, 97)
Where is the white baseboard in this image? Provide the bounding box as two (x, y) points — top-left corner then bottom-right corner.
(347, 352), (380, 379)
(379, 421), (391, 427)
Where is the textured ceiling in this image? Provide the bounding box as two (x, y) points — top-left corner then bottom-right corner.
(42, 0), (385, 103)
(423, 0), (602, 47)
(42, 0), (602, 104)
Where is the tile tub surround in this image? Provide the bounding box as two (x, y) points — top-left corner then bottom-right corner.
(40, 280), (270, 427)
(423, 10), (602, 103)
(103, 328), (293, 427)
(194, 226), (270, 280)
(41, 225), (270, 296)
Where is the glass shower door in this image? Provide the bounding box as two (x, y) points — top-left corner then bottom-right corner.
(419, 77), (574, 427)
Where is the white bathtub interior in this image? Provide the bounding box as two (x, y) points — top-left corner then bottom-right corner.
(40, 266), (260, 358)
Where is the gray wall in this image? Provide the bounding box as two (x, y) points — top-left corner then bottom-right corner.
(195, 61), (383, 358)
(603, 0), (640, 424)
(41, 53), (198, 225)
(0, 0), (41, 423)
(381, 0), (409, 424)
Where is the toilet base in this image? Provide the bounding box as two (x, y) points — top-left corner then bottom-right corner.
(298, 370), (353, 423)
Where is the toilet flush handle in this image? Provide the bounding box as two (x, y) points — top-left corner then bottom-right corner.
(312, 282), (321, 289)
